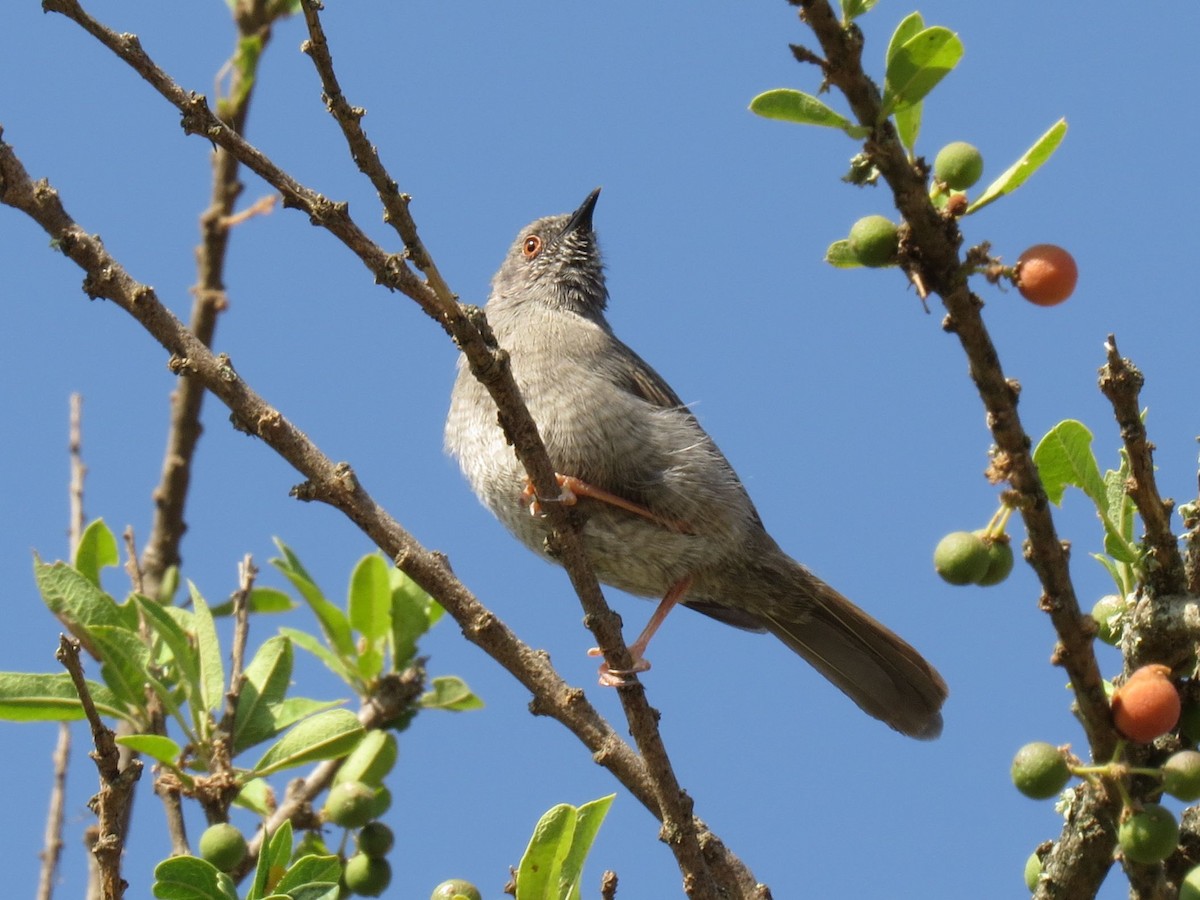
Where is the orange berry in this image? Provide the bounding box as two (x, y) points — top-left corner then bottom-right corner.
(1016, 244), (1078, 306)
(1112, 665), (1181, 742)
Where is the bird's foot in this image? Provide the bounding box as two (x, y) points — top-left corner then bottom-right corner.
(587, 646), (651, 687)
(521, 474), (692, 534)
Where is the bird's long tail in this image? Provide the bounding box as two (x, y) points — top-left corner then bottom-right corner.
(757, 560), (947, 740)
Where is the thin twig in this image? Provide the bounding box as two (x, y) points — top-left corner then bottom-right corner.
(295, 0), (457, 312)
(68, 392), (86, 552)
(37, 723), (72, 900)
(218, 555), (256, 738)
(1098, 334), (1187, 598)
(39, 395), (88, 900)
(121, 528), (143, 597)
(56, 636), (142, 900)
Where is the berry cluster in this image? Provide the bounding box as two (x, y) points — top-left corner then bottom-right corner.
(1013, 665), (1200, 889)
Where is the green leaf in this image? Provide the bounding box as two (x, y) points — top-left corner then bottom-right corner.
(517, 803), (576, 900)
(894, 102), (922, 155)
(136, 597), (203, 729)
(34, 560), (137, 654)
(967, 118), (1067, 213)
(390, 568), (437, 668)
(0, 671), (129, 722)
(1034, 420), (1138, 564)
(271, 540), (355, 658)
(1092, 552), (1126, 594)
(210, 586), (296, 617)
(841, 0), (879, 22)
(153, 856), (239, 900)
(189, 583), (226, 720)
(880, 26), (963, 120)
(280, 627), (356, 684)
(270, 696), (344, 731)
(515, 796), (615, 900)
(234, 777), (274, 816)
(233, 635), (294, 754)
(1102, 460), (1139, 564)
(886, 12), (925, 66)
(884, 16), (925, 154)
(88, 624), (153, 709)
(251, 708), (363, 777)
(420, 675), (484, 712)
(117, 733), (182, 767)
(748, 89), (871, 138)
(349, 555), (392, 642)
(73, 519), (119, 587)
(1033, 420), (1107, 508)
(560, 795), (615, 900)
(272, 855), (341, 895)
(824, 238), (865, 269)
(248, 820), (293, 900)
(332, 730), (398, 788)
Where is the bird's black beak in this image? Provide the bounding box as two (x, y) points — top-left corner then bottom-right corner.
(562, 187), (601, 236)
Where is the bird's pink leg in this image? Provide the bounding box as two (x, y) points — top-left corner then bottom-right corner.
(589, 576), (693, 686)
(521, 474), (691, 533)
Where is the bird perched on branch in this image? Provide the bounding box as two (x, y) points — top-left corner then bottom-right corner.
(446, 189), (947, 739)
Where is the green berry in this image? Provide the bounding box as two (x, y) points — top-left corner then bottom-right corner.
(343, 853), (392, 897)
(1118, 803), (1179, 864)
(197, 822), (248, 873)
(356, 821), (394, 859)
(934, 531), (991, 586)
(1091, 595), (1126, 646)
(1181, 865), (1200, 900)
(293, 830), (330, 858)
(324, 781), (377, 829)
(1011, 742), (1070, 799)
(847, 215), (899, 267)
(974, 531), (1015, 586)
(933, 141), (984, 190)
(1023, 850), (1041, 892)
(431, 879), (484, 900)
(1162, 750), (1200, 801)
(369, 785), (392, 818)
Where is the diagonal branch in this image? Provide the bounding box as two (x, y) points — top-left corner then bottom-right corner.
(31, 2), (733, 893)
(0, 130), (759, 898)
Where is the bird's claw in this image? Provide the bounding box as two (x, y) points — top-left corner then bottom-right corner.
(520, 477), (578, 518)
(588, 646), (651, 687)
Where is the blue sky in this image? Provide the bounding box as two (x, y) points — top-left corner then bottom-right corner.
(2, 2), (1198, 897)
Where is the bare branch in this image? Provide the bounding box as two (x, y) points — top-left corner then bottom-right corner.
(37, 723), (72, 900)
(0, 130), (757, 897)
(218, 555), (256, 739)
(1098, 335), (1187, 598)
(56, 636), (143, 900)
(68, 393), (86, 552)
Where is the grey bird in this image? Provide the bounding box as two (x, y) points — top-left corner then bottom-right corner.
(445, 189), (948, 739)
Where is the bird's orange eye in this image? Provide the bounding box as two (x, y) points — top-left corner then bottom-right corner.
(522, 235), (543, 258)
